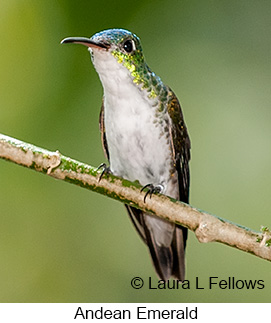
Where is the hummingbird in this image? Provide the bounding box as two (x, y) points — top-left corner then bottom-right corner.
(61, 29), (190, 281)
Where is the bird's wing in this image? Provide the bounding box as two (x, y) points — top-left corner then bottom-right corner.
(166, 88), (190, 279)
(167, 88), (191, 204)
(99, 99), (110, 161)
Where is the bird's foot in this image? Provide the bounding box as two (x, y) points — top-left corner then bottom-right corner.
(141, 184), (164, 203)
(96, 163), (111, 182)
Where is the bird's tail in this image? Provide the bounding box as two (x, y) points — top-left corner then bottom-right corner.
(125, 205), (187, 281)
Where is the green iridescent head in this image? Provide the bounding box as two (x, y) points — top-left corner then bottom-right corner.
(92, 28), (144, 64)
(61, 28), (145, 71)
(61, 29), (167, 100)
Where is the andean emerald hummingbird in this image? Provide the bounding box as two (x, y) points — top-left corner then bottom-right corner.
(61, 29), (191, 280)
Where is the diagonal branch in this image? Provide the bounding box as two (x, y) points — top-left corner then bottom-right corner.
(0, 133), (270, 262)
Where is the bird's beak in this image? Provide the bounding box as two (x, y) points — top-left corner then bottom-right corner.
(61, 37), (109, 50)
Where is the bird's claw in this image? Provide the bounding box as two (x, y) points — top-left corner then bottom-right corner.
(141, 184), (164, 203)
(97, 163), (111, 182)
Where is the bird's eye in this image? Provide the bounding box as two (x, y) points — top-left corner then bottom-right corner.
(123, 39), (134, 53)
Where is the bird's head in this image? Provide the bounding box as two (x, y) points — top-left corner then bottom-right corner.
(61, 29), (148, 85)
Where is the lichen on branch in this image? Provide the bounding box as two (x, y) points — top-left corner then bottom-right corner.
(0, 133), (270, 262)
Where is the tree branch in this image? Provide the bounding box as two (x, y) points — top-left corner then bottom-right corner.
(1, 133), (270, 262)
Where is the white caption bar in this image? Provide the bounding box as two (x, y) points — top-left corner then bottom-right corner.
(0, 303), (268, 322)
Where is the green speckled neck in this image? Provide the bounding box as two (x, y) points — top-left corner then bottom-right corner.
(111, 49), (168, 102)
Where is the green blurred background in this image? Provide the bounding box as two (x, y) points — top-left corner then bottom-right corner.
(0, 0), (270, 302)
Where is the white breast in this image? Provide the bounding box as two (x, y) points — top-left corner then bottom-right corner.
(91, 49), (173, 190)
